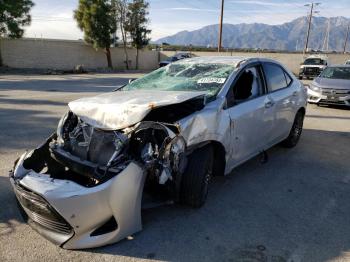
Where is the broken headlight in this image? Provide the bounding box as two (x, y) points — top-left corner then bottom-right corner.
(106, 131), (129, 168)
(56, 112), (69, 145)
(163, 136), (187, 174)
(157, 136), (187, 185)
(56, 111), (78, 146)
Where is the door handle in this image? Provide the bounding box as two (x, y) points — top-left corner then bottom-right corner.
(265, 101), (274, 108)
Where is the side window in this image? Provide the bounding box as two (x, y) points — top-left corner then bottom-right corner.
(263, 63), (289, 92)
(284, 71), (292, 86)
(228, 66), (263, 105)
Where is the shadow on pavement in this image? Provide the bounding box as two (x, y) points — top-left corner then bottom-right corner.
(316, 104), (350, 111)
(0, 108), (58, 152)
(0, 176), (24, 237)
(0, 76), (129, 93)
(0, 98), (67, 106)
(306, 114), (350, 120)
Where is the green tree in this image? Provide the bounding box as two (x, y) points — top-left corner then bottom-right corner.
(0, 0), (34, 65)
(125, 0), (151, 69)
(74, 0), (118, 68)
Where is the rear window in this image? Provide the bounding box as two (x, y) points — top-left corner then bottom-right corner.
(263, 63), (290, 92)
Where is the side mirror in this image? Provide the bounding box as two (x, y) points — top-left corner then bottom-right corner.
(129, 78), (136, 84)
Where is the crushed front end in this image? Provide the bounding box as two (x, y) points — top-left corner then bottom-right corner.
(10, 111), (187, 249)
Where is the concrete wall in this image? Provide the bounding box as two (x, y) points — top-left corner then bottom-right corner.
(0, 38), (160, 70)
(161, 51), (350, 75)
(1, 38), (349, 73)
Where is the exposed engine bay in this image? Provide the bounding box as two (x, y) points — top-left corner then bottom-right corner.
(22, 111), (188, 201)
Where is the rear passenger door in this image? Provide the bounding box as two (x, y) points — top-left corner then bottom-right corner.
(261, 62), (297, 144)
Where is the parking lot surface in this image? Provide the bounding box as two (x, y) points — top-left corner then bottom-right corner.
(0, 74), (350, 262)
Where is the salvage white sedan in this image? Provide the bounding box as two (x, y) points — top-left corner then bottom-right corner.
(10, 57), (307, 249)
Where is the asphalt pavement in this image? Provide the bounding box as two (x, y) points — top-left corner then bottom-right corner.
(0, 74), (350, 262)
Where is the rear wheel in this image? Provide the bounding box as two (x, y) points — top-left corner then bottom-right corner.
(281, 111), (305, 148)
(180, 145), (214, 208)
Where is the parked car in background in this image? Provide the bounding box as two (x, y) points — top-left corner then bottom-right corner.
(159, 55), (180, 67)
(10, 56), (307, 249)
(306, 65), (350, 107)
(299, 55), (328, 79)
(345, 60), (350, 65)
(159, 52), (192, 67)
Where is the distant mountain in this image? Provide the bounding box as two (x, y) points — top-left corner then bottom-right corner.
(156, 16), (350, 51)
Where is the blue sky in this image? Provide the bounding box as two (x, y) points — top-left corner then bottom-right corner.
(25, 0), (350, 40)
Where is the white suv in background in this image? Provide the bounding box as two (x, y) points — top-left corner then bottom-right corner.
(299, 55), (328, 79)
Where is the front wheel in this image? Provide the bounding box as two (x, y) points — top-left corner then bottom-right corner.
(180, 145), (214, 208)
(281, 111), (305, 148)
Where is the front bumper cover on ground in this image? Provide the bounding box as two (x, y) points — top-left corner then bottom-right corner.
(11, 154), (146, 249)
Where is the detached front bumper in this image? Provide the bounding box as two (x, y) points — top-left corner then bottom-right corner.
(10, 154), (146, 249)
(307, 88), (350, 106)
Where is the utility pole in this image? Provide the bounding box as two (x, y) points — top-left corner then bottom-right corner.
(322, 19), (330, 52)
(303, 2), (321, 56)
(343, 24), (349, 53)
(218, 0), (224, 52)
(296, 39), (299, 51)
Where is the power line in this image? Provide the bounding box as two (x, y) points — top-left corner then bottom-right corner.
(343, 24), (350, 53)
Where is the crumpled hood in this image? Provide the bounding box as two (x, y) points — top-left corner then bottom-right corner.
(68, 90), (206, 130)
(314, 77), (350, 90)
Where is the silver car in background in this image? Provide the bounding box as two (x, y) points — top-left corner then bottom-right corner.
(307, 65), (350, 107)
(10, 57), (307, 249)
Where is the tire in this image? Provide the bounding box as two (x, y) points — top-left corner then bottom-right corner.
(180, 145), (214, 208)
(281, 111), (305, 148)
(299, 76), (303, 80)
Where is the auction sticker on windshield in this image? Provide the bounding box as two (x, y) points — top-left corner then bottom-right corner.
(197, 78), (226, 84)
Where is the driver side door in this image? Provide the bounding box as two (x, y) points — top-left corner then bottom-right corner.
(225, 63), (275, 167)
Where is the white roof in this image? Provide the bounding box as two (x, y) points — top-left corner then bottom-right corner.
(178, 56), (253, 66)
(306, 55), (328, 60)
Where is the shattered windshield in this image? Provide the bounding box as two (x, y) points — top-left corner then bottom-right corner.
(320, 67), (350, 80)
(124, 62), (235, 96)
